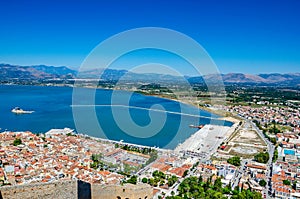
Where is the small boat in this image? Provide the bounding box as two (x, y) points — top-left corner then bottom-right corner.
(11, 107), (34, 114)
(189, 124), (204, 129)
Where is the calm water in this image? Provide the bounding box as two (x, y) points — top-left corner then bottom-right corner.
(0, 85), (232, 149)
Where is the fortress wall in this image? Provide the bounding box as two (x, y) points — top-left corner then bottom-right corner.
(0, 180), (153, 199)
(0, 180), (77, 199)
(91, 183), (153, 199)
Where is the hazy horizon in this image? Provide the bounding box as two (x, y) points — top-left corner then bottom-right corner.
(1, 62), (300, 76)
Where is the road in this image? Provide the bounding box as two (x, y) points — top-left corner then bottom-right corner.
(250, 120), (275, 199)
(231, 159), (248, 189)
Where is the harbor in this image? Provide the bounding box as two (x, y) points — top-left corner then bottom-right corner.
(174, 124), (233, 159)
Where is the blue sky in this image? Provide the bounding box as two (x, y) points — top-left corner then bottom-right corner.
(0, 0), (299, 74)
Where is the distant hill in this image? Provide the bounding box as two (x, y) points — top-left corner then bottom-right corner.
(221, 73), (300, 86)
(0, 64), (76, 80)
(0, 63), (299, 86)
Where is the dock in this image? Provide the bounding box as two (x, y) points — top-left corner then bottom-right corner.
(174, 125), (231, 156)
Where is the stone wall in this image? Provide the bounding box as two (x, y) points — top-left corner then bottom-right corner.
(0, 180), (153, 199)
(0, 180), (77, 199)
(91, 183), (153, 199)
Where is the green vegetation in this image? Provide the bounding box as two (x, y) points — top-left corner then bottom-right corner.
(90, 153), (121, 172)
(182, 170), (189, 177)
(268, 121), (283, 134)
(165, 176), (262, 199)
(225, 86), (300, 106)
(120, 144), (158, 166)
(123, 163), (139, 175)
(120, 144), (156, 155)
(272, 146), (278, 162)
(126, 175), (137, 184)
(13, 138), (22, 146)
(142, 177), (148, 183)
(283, 180), (291, 186)
(254, 152), (269, 164)
(168, 175), (179, 187)
(143, 170), (166, 187)
(227, 156), (241, 166)
(138, 83), (176, 98)
(259, 179), (267, 187)
(145, 150), (158, 165)
(90, 160), (105, 170)
(153, 170), (166, 179)
(141, 171), (179, 188)
(254, 119), (290, 146)
(91, 153), (103, 162)
(66, 132), (76, 136)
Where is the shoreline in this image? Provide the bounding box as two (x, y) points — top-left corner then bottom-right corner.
(78, 132), (172, 153)
(0, 84), (239, 151)
(1, 83), (235, 120)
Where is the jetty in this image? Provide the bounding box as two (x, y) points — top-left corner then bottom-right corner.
(174, 125), (231, 158)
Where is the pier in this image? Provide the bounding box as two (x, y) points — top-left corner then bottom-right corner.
(174, 125), (232, 159)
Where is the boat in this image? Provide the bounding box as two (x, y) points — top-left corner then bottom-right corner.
(189, 124), (204, 129)
(11, 107), (34, 114)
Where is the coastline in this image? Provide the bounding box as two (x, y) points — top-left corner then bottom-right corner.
(1, 83), (236, 120)
(0, 84), (239, 151)
(78, 132), (172, 153)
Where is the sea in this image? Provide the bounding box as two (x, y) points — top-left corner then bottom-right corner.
(0, 85), (232, 149)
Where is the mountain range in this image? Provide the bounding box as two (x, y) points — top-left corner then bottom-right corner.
(0, 63), (299, 86)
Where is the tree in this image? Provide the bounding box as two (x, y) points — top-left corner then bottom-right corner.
(227, 156), (241, 166)
(259, 179), (267, 187)
(159, 179), (165, 186)
(283, 180), (291, 186)
(183, 170), (189, 177)
(171, 190), (175, 196)
(91, 153), (103, 162)
(252, 191), (263, 199)
(13, 138), (22, 146)
(198, 175), (203, 183)
(148, 178), (154, 186)
(168, 175), (178, 187)
(254, 152), (269, 163)
(173, 175), (263, 199)
(293, 181), (297, 189)
(213, 178), (222, 191)
(142, 177), (148, 183)
(270, 137), (277, 144)
(222, 187), (231, 194)
(153, 170), (166, 179)
(126, 175), (137, 184)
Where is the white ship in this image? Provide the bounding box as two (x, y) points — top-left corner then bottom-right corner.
(11, 107), (34, 114)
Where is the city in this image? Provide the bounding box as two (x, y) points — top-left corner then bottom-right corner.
(0, 81), (299, 198)
(1, 1), (300, 199)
